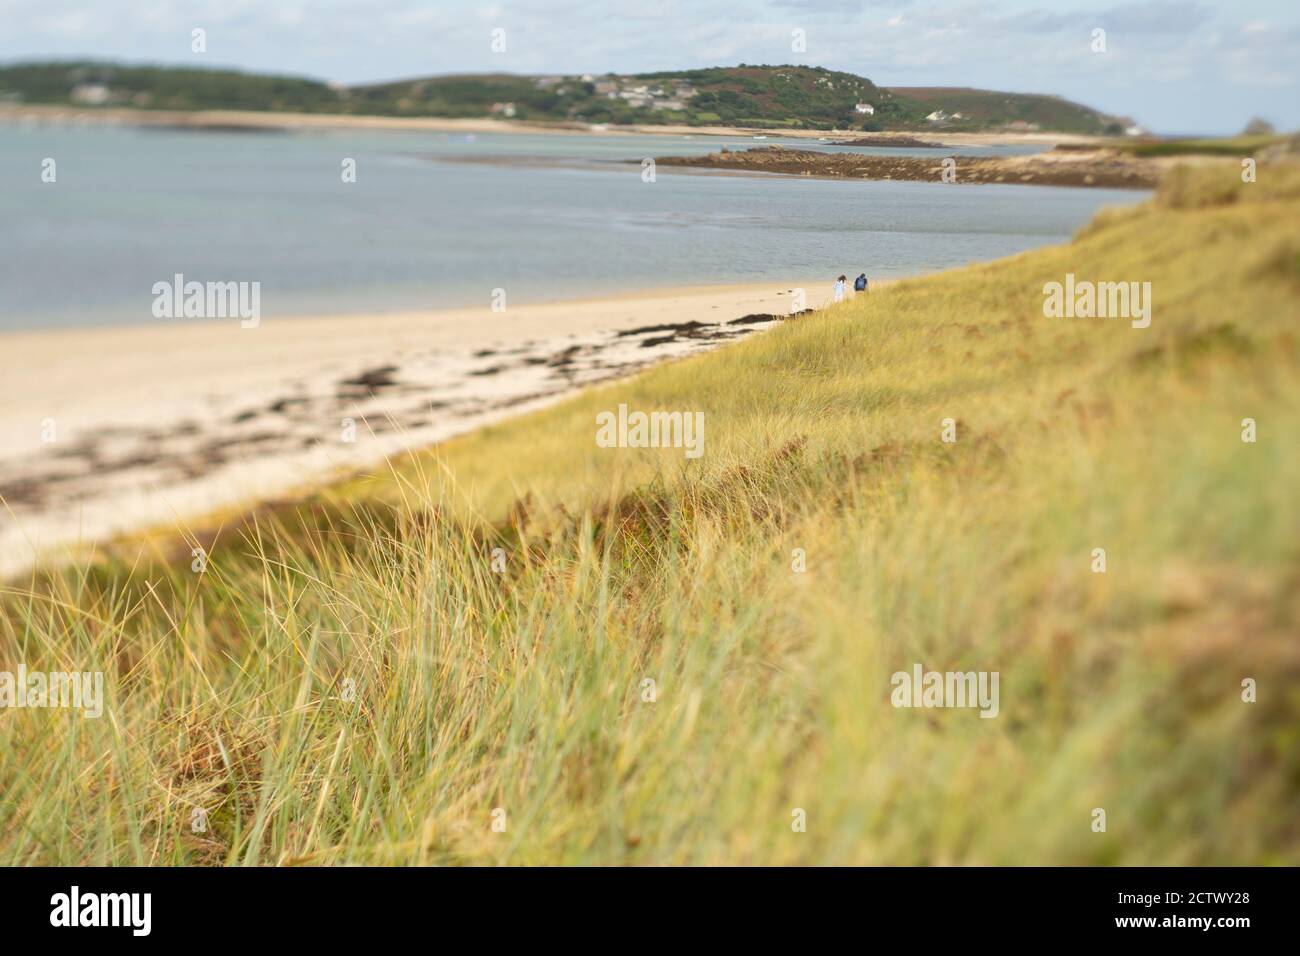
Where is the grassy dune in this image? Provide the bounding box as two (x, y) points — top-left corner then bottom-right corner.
(3, 164), (1298, 865)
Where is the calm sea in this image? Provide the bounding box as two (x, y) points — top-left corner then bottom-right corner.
(0, 122), (1146, 331)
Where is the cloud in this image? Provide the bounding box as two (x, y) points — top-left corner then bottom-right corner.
(884, 1), (1211, 38)
(766, 0), (868, 13)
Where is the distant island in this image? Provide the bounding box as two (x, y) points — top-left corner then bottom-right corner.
(0, 61), (1136, 135)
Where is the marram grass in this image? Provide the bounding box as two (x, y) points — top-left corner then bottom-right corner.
(2, 162), (1298, 865)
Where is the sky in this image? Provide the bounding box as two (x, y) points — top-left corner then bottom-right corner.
(2, 0), (1297, 134)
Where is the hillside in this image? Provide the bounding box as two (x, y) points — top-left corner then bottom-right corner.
(0, 61), (339, 113)
(3, 161), (1298, 864)
(887, 85), (1131, 135)
(0, 61), (1127, 133)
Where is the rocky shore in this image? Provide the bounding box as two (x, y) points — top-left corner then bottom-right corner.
(655, 145), (1167, 189)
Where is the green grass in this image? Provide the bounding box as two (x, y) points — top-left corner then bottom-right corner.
(2, 163), (1299, 865)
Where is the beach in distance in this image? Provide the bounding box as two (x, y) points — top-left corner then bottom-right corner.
(1, 102), (1100, 147)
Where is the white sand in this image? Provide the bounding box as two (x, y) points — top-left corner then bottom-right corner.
(1, 279), (841, 576)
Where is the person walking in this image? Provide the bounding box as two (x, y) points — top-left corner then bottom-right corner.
(833, 275), (847, 303)
(854, 273), (868, 293)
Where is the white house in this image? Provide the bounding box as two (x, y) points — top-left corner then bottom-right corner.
(926, 110), (947, 122)
(855, 103), (875, 115)
(71, 83), (110, 105)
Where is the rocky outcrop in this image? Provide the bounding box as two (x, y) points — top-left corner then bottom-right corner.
(655, 145), (1163, 189)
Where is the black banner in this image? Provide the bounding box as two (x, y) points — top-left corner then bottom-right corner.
(0, 866), (1287, 942)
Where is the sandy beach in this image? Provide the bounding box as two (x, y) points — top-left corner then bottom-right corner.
(0, 279), (838, 577)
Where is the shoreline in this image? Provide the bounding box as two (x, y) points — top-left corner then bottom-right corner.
(0, 103), (1102, 148)
(0, 278), (848, 577)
